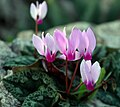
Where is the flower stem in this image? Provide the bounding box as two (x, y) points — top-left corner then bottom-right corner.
(34, 18), (38, 58)
(67, 61), (80, 94)
(73, 82), (84, 92)
(65, 58), (68, 92)
(35, 18), (38, 35)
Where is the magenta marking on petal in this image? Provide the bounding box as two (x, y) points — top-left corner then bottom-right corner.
(85, 81), (94, 90)
(84, 52), (92, 60)
(67, 52), (75, 61)
(46, 52), (56, 62)
(37, 19), (43, 25)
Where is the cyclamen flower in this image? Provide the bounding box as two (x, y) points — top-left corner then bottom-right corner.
(78, 28), (96, 60)
(54, 27), (81, 61)
(80, 59), (101, 90)
(32, 33), (57, 62)
(30, 1), (47, 24)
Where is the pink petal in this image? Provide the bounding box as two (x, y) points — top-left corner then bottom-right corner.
(59, 54), (66, 60)
(67, 38), (74, 54)
(91, 61), (101, 84)
(41, 32), (45, 42)
(39, 1), (47, 20)
(80, 59), (92, 83)
(74, 51), (81, 61)
(85, 60), (91, 71)
(67, 51), (75, 61)
(44, 33), (56, 53)
(45, 48), (55, 62)
(32, 34), (44, 55)
(83, 52), (92, 60)
(68, 27), (81, 52)
(78, 31), (89, 56)
(43, 33), (57, 62)
(66, 40), (75, 60)
(30, 3), (37, 20)
(85, 80), (94, 90)
(86, 27), (96, 53)
(67, 28), (81, 60)
(80, 59), (95, 90)
(54, 29), (68, 54)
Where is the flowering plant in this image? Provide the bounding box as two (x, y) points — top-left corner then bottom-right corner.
(29, 1), (107, 98)
(0, 1), (118, 107)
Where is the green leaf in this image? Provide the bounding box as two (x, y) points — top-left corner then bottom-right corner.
(22, 86), (59, 107)
(3, 56), (36, 67)
(104, 71), (112, 81)
(71, 90), (88, 95)
(2, 60), (56, 102)
(97, 90), (120, 106)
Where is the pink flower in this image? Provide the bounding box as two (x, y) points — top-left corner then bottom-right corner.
(54, 27), (81, 61)
(32, 33), (57, 62)
(80, 59), (101, 90)
(30, 1), (47, 24)
(78, 28), (96, 60)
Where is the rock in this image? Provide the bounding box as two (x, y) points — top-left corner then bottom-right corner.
(17, 30), (42, 40)
(0, 40), (16, 66)
(0, 40), (16, 81)
(10, 38), (34, 56)
(95, 20), (120, 48)
(17, 30), (34, 41)
(10, 30), (43, 56)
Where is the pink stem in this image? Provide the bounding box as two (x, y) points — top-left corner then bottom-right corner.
(67, 61), (80, 94)
(66, 58), (68, 92)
